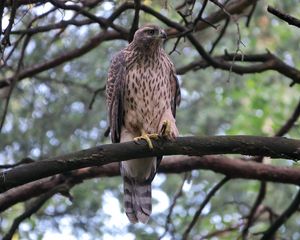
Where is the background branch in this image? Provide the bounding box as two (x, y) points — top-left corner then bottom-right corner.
(242, 96), (300, 238)
(267, 6), (300, 28)
(182, 176), (230, 239)
(1, 135), (300, 193)
(2, 154), (300, 214)
(1, 1), (300, 238)
(261, 188), (300, 240)
(3, 184), (71, 240)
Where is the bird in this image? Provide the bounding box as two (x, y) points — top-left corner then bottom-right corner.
(105, 24), (181, 224)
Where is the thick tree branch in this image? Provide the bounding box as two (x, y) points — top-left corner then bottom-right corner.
(2, 154), (300, 213)
(1, 136), (300, 193)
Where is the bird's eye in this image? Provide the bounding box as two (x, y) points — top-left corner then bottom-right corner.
(149, 29), (155, 35)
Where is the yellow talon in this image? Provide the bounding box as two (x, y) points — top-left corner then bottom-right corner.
(161, 120), (171, 138)
(134, 130), (159, 149)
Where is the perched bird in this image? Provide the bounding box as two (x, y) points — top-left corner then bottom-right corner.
(106, 25), (181, 224)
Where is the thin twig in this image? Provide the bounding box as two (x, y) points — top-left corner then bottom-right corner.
(182, 176), (230, 239)
(193, 0), (208, 27)
(1, 0), (17, 48)
(3, 184), (70, 240)
(159, 173), (189, 239)
(261, 188), (300, 240)
(176, 51), (300, 85)
(0, 33), (26, 69)
(0, 1), (4, 50)
(129, 0), (140, 42)
(0, 33), (31, 132)
(88, 85), (106, 110)
(177, 10), (191, 26)
(246, 1), (257, 27)
(0, 157), (34, 169)
(199, 222), (243, 239)
(169, 35), (183, 55)
(241, 97), (300, 238)
(49, 0), (108, 29)
(242, 182), (267, 239)
(35, 75), (95, 92)
(276, 98), (300, 137)
(209, 17), (230, 54)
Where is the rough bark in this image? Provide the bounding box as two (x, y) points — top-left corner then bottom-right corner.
(2, 154), (300, 213)
(1, 135), (300, 193)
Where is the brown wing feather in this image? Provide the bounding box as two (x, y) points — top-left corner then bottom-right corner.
(170, 62), (181, 118)
(106, 51), (126, 143)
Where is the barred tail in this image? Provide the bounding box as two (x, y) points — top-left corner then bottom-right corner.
(123, 176), (152, 224)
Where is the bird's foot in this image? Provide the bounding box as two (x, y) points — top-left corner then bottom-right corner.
(160, 120), (171, 138)
(134, 133), (159, 149)
(160, 119), (179, 140)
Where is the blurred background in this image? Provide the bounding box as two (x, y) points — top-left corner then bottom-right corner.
(0, 0), (300, 239)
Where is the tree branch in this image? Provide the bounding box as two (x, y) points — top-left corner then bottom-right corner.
(1, 0), (17, 48)
(261, 188), (300, 240)
(276, 98), (300, 136)
(182, 176), (230, 239)
(133, 3), (300, 85)
(267, 6), (300, 28)
(2, 154), (300, 213)
(1, 135), (300, 193)
(2, 184), (70, 240)
(11, 18), (95, 35)
(176, 52), (300, 85)
(128, 0), (141, 42)
(242, 181), (267, 239)
(0, 30), (125, 85)
(178, 0), (257, 34)
(48, 0), (108, 29)
(159, 173), (188, 239)
(242, 96), (300, 238)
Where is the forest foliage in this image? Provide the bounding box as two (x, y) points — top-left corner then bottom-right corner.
(1, 0), (300, 239)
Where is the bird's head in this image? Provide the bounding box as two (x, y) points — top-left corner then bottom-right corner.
(132, 25), (167, 47)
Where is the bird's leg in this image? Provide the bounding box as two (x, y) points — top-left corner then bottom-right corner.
(133, 129), (159, 149)
(160, 120), (172, 138)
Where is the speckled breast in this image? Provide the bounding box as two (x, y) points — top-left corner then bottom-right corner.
(123, 56), (172, 135)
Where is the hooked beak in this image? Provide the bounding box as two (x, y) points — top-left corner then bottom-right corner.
(159, 29), (167, 40)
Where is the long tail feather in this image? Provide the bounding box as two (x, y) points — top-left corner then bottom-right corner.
(123, 176), (152, 224)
